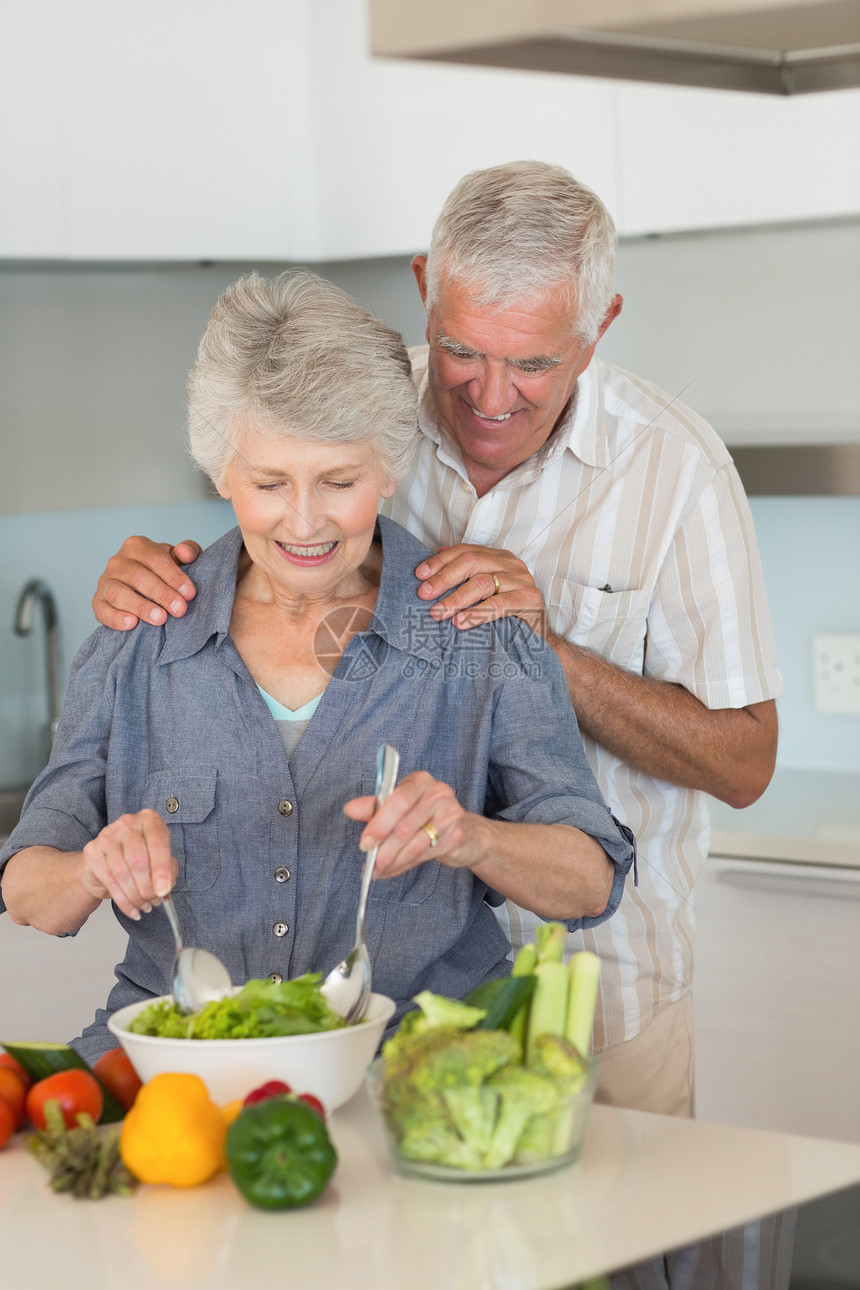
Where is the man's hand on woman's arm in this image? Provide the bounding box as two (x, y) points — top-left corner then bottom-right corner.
(93, 536), (202, 630)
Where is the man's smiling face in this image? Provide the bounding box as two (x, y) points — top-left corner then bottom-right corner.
(414, 256), (620, 496)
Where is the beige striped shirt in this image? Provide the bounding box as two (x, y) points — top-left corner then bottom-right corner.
(382, 347), (783, 1053)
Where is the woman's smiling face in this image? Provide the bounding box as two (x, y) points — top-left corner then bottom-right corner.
(217, 426), (395, 603)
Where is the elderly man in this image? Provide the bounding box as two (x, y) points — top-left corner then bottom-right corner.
(92, 161), (782, 1118)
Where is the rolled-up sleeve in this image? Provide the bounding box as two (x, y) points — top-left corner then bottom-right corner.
(0, 628), (122, 912)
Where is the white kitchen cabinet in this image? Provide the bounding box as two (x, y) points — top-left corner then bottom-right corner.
(692, 854), (860, 1143)
(0, 0), (618, 261)
(0, 1), (66, 256)
(615, 81), (860, 234)
(3, 2), (860, 261)
(304, 0), (620, 260)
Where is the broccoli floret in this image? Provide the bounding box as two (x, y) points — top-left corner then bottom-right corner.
(397, 1108), (484, 1171)
(529, 1031), (589, 1090)
(483, 1066), (561, 1168)
(382, 1029), (519, 1167)
(441, 1085), (500, 1155)
(408, 1029), (520, 1098)
(412, 989), (488, 1032)
(381, 1025), (466, 1131)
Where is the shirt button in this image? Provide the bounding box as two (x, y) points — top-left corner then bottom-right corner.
(274, 867), (291, 883)
(165, 797), (179, 814)
(278, 800), (293, 817)
(272, 922), (289, 938)
(268, 972), (283, 985)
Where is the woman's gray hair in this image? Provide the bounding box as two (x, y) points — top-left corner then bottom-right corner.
(425, 160), (617, 344)
(187, 270), (418, 488)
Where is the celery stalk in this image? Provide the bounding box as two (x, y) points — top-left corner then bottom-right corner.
(565, 951), (601, 1057)
(534, 921), (566, 963)
(526, 960), (569, 1065)
(509, 942), (538, 1053)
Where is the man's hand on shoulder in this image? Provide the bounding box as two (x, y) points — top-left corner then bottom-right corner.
(92, 536), (201, 630)
(414, 542), (549, 637)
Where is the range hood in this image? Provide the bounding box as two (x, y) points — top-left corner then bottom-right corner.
(369, 0), (860, 95)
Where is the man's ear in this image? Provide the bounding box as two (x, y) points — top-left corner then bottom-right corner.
(597, 294), (623, 342)
(411, 255), (429, 308)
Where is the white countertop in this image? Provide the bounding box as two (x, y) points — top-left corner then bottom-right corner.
(3, 1089), (860, 1289)
(709, 766), (860, 867)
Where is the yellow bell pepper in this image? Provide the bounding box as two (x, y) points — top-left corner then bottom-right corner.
(119, 1072), (226, 1188)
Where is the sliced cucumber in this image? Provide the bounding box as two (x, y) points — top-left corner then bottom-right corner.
(2, 1041), (126, 1122)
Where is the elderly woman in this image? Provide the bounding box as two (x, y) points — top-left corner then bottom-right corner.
(0, 272), (635, 1059)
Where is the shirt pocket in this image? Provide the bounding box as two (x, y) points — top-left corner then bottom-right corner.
(362, 766), (441, 909)
(545, 578), (652, 673)
(142, 768), (220, 892)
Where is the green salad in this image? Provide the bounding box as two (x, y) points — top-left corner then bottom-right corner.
(128, 974), (346, 1040)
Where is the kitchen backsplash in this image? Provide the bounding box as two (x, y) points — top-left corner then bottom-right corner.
(1, 494), (858, 790)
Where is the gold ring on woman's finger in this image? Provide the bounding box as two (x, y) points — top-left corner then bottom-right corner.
(422, 821), (439, 848)
(491, 572), (500, 595)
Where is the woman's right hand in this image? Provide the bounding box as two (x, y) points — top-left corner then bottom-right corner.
(79, 810), (178, 920)
(93, 536), (202, 630)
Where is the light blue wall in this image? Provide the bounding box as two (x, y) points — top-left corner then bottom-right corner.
(0, 499), (233, 787)
(1, 493), (857, 788)
(750, 496), (860, 771)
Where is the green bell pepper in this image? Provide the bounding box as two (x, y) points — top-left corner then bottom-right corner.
(225, 1097), (338, 1209)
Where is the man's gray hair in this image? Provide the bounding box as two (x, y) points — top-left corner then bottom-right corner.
(187, 270), (418, 487)
(425, 160), (617, 344)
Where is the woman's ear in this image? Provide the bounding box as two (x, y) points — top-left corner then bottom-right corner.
(380, 476), (397, 499)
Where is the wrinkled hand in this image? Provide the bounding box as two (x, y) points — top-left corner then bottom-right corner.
(92, 536), (202, 631)
(415, 543), (549, 636)
(343, 772), (479, 879)
(80, 810), (178, 920)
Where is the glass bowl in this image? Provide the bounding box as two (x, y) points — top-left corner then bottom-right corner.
(366, 1053), (597, 1182)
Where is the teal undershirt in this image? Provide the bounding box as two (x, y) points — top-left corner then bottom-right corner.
(256, 684), (324, 759)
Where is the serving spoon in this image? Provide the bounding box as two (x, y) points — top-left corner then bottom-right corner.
(321, 743), (400, 1024)
(161, 892), (232, 1014)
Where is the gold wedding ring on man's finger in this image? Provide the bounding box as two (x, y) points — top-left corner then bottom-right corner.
(490, 572), (500, 595)
(422, 821), (439, 848)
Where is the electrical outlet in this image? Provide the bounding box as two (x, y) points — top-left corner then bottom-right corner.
(813, 634), (860, 715)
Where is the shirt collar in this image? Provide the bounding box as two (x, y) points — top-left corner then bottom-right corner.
(156, 527), (244, 665)
(156, 517), (449, 668)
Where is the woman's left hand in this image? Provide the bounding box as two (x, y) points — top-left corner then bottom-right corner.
(343, 772), (480, 879)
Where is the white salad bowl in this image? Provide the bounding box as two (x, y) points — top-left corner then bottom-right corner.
(107, 991), (396, 1111)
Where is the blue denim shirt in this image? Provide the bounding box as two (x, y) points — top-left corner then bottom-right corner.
(0, 516), (635, 1061)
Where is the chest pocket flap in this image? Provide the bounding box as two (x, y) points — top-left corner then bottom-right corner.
(142, 768), (219, 891)
(546, 579), (652, 671)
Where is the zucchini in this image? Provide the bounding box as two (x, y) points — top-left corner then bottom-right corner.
(463, 974), (537, 1032)
(2, 1041), (126, 1123)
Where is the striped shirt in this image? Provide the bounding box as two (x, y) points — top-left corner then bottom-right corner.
(382, 348), (783, 1053)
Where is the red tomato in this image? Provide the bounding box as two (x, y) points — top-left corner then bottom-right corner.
(26, 1070), (104, 1130)
(242, 1079), (292, 1106)
(0, 1053), (33, 1089)
(0, 1097), (14, 1150)
(299, 1093), (325, 1119)
(93, 1047), (143, 1112)
(0, 1068), (27, 1130)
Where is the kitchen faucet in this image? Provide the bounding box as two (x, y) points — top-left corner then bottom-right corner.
(14, 579), (61, 759)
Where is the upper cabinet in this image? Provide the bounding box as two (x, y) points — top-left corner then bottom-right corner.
(2, 0), (859, 262)
(614, 81), (860, 234)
